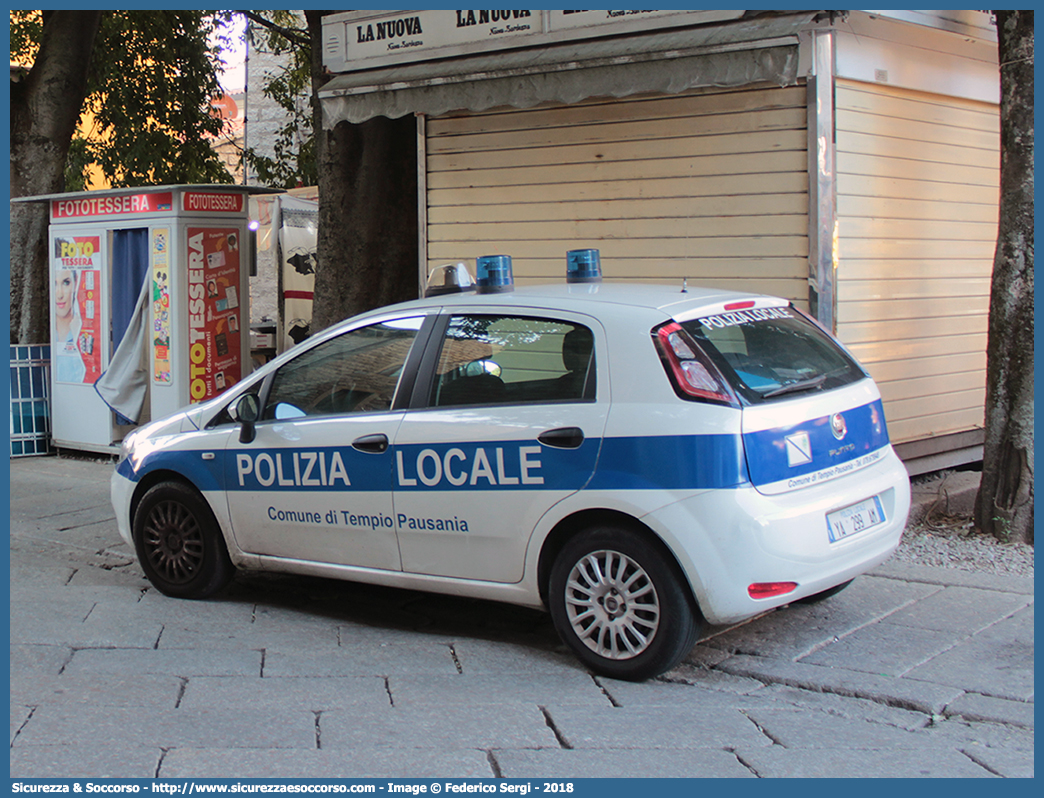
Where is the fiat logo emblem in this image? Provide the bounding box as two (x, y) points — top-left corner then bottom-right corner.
(831, 412), (847, 440)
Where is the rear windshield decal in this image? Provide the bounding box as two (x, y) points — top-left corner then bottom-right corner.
(698, 307), (793, 329)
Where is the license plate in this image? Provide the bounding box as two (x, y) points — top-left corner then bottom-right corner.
(827, 495), (886, 543)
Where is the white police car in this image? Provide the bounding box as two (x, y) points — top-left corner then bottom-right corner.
(112, 251), (910, 681)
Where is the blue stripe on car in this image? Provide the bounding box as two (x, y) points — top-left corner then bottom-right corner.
(742, 399), (890, 486)
(119, 402), (886, 496)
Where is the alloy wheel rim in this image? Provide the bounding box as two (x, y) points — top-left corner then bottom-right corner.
(564, 549), (660, 660)
(142, 500), (205, 584)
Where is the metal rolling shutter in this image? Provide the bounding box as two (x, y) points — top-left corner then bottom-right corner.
(424, 84), (809, 305)
(834, 79), (999, 447)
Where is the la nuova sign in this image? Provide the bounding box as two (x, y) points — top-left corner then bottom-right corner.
(322, 9), (744, 72)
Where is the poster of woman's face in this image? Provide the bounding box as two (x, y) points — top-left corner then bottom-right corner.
(54, 269), (79, 332)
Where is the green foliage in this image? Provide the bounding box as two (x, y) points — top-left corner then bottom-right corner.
(241, 11), (317, 189)
(10, 9), (235, 188)
(9, 11), (43, 64)
(64, 137), (92, 192)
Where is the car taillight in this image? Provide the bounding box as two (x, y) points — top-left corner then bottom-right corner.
(748, 582), (798, 599)
(654, 322), (738, 407)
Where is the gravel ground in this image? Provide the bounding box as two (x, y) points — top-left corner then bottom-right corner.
(893, 516), (1035, 578)
(889, 469), (1034, 579)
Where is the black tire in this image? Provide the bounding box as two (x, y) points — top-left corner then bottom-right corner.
(548, 526), (701, 681)
(795, 579), (854, 605)
(132, 481), (235, 599)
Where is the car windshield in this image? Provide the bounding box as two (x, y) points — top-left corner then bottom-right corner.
(680, 306), (865, 404)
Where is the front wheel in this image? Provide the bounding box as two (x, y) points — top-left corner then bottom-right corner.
(132, 481), (235, 599)
(548, 527), (700, 681)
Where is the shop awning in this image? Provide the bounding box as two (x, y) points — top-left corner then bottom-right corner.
(319, 12), (819, 126)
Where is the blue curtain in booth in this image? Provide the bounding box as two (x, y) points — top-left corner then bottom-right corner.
(110, 228), (150, 349)
(99, 228), (151, 425)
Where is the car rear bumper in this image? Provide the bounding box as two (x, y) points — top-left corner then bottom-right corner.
(642, 447), (911, 625)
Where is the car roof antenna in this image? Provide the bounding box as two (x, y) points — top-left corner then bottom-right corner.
(681, 278), (688, 293)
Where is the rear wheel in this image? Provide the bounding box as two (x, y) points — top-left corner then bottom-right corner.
(132, 481), (235, 599)
(548, 526), (700, 681)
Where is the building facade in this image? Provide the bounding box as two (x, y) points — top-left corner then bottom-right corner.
(316, 10), (1000, 474)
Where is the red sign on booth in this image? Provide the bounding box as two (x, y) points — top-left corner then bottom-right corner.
(182, 192), (244, 213)
(186, 227), (242, 402)
(51, 193), (173, 220)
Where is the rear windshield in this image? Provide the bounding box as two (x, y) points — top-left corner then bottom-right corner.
(680, 307), (866, 404)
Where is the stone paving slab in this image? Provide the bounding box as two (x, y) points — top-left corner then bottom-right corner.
(879, 585), (1032, 633)
(495, 748), (756, 778)
(798, 620), (959, 677)
(15, 518), (121, 558)
(157, 615), (345, 651)
(928, 716), (1036, 752)
(67, 561), (144, 588)
(10, 598), (163, 649)
(387, 672), (609, 707)
(160, 748), (494, 778)
(541, 704), (772, 750)
(945, 692), (1036, 729)
(318, 705), (558, 750)
(13, 705), (317, 750)
(10, 744), (163, 779)
(596, 675), (771, 708)
(61, 647), (264, 678)
(718, 654), (965, 715)
(15, 581), (147, 607)
(449, 639), (581, 675)
(736, 745), (996, 778)
(178, 675), (391, 712)
(10, 705), (34, 747)
(11, 673), (185, 709)
(11, 643), (74, 677)
(10, 562), (78, 587)
(902, 605), (1034, 701)
(745, 707), (939, 749)
(752, 683), (931, 731)
(263, 644), (461, 677)
(960, 745), (1036, 779)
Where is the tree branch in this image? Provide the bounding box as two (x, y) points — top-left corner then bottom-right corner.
(237, 10), (311, 49)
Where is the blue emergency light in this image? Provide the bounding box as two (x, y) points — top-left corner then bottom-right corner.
(566, 249), (602, 283)
(475, 255), (514, 293)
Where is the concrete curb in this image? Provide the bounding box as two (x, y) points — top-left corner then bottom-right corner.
(870, 561), (1035, 594)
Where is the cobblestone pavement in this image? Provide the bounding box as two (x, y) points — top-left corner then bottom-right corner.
(9, 456), (1034, 778)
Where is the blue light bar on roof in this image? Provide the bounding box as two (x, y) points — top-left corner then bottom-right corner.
(566, 248), (602, 283)
(476, 254), (514, 293)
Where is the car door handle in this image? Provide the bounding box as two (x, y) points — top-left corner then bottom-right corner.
(352, 434), (389, 454)
(538, 427), (585, 449)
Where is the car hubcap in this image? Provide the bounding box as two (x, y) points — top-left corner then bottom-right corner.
(564, 549), (660, 660)
(142, 500), (205, 584)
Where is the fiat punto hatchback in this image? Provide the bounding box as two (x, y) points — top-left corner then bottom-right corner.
(113, 255), (910, 680)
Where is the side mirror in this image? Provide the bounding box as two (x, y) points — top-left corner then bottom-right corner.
(233, 394), (260, 443)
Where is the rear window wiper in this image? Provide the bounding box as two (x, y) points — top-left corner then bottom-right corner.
(761, 373), (827, 399)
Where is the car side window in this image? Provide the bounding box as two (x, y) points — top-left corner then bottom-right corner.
(263, 317), (423, 420)
(431, 315), (595, 408)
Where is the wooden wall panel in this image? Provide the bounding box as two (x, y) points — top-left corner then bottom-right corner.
(835, 80), (998, 444)
(426, 85), (809, 304)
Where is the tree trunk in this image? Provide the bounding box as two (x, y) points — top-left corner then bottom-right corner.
(305, 11), (419, 335)
(10, 11), (103, 344)
(974, 10), (1034, 544)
